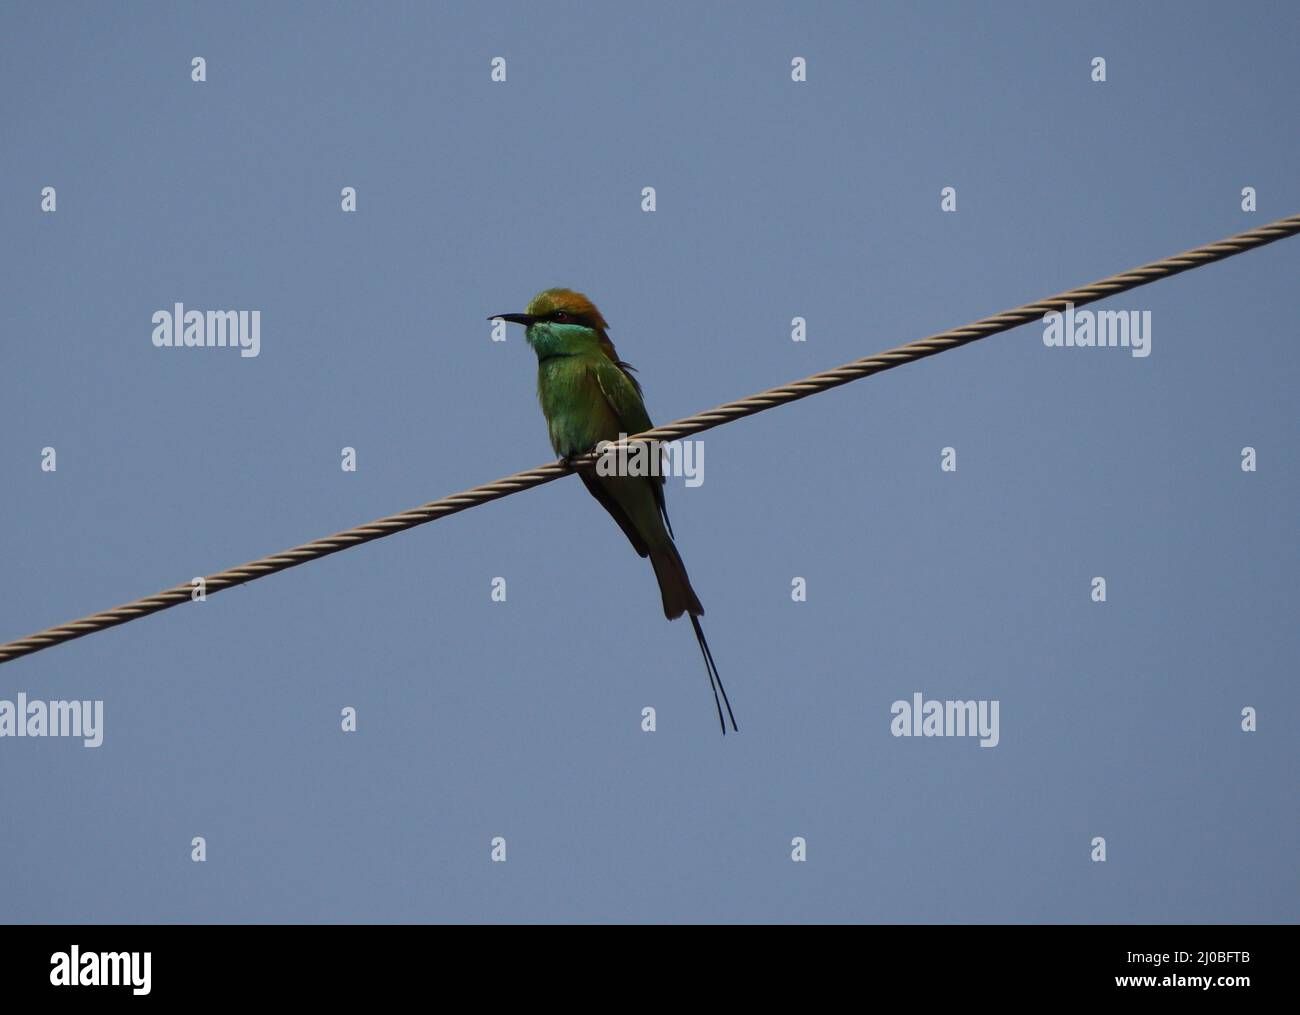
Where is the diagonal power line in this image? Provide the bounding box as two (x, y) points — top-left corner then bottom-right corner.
(2, 213), (1298, 666)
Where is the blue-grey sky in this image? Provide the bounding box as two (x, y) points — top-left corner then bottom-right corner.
(1, 0), (1296, 923)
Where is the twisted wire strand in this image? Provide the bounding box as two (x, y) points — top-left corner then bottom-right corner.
(2, 213), (1297, 665)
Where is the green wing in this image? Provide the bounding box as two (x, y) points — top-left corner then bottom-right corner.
(588, 355), (675, 540)
(590, 356), (654, 434)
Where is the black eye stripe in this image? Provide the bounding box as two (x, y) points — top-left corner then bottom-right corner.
(550, 311), (593, 328)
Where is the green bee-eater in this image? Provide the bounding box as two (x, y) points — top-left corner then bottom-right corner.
(491, 289), (738, 733)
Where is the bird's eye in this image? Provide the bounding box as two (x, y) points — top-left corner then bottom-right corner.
(553, 311), (568, 322)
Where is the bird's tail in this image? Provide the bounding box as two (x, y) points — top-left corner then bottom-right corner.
(649, 543), (738, 734)
(690, 613), (738, 734)
(649, 541), (703, 620)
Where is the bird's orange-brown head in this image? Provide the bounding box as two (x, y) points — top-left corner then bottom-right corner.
(491, 288), (624, 365)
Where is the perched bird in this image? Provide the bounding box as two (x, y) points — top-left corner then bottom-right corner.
(491, 288), (738, 733)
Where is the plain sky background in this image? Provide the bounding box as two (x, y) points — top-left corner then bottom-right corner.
(1, 1), (1296, 923)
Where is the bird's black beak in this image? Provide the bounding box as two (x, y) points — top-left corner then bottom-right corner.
(489, 313), (537, 326)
